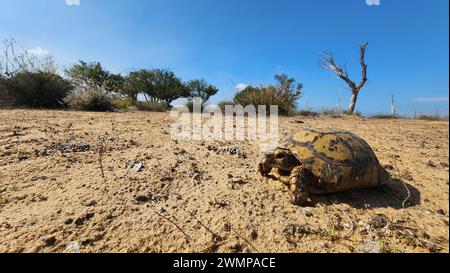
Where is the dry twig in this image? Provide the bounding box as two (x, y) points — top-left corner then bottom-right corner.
(231, 227), (258, 252)
(153, 210), (191, 242)
(401, 182), (412, 209)
(392, 158), (412, 208)
(188, 211), (221, 241)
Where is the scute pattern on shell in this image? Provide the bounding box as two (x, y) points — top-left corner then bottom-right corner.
(281, 128), (390, 193)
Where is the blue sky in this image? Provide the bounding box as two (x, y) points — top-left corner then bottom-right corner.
(0, 0), (448, 115)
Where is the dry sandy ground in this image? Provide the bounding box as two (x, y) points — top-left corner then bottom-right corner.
(0, 109), (448, 253)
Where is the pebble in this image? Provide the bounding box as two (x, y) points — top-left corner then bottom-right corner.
(65, 241), (80, 253)
(230, 177), (247, 185)
(357, 241), (381, 253)
(59, 142), (91, 153)
(75, 212), (95, 226)
(225, 147), (247, 158)
(42, 236), (57, 247)
(125, 160), (144, 172)
(370, 214), (389, 230)
(425, 160), (437, 168)
(84, 200), (97, 207)
(135, 193), (157, 204)
(156, 207), (166, 214)
(250, 230), (258, 241)
(223, 224), (232, 232)
(318, 242), (330, 249)
(132, 162), (144, 172)
(228, 242), (243, 253)
(302, 209), (313, 217)
(30, 176), (49, 182)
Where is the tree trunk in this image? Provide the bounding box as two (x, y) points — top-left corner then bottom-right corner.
(348, 91), (359, 114)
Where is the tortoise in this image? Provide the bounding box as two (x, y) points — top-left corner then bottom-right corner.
(259, 128), (391, 205)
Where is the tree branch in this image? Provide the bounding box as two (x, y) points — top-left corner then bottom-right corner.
(320, 51), (357, 91)
(356, 42), (369, 91)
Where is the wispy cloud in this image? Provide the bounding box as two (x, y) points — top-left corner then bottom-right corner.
(366, 0), (381, 6)
(28, 47), (49, 56)
(415, 97), (449, 103)
(236, 83), (248, 91)
(65, 0), (80, 6)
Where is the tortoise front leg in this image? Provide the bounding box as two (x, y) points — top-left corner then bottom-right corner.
(290, 166), (311, 205)
(270, 167), (291, 185)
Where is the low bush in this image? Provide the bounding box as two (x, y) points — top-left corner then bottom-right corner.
(294, 110), (320, 117)
(416, 114), (447, 121)
(64, 89), (115, 112)
(113, 96), (135, 110)
(343, 110), (364, 118)
(135, 101), (169, 112)
(369, 114), (402, 119)
(234, 86), (300, 115)
(233, 74), (302, 116)
(7, 72), (73, 108)
(320, 107), (364, 118)
(0, 77), (12, 107)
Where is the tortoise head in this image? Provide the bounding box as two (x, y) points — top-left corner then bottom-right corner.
(259, 149), (300, 175)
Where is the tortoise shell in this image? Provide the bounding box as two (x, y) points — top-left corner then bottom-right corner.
(280, 128), (390, 193)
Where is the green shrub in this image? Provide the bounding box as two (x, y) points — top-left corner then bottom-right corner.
(233, 74), (302, 116)
(234, 86), (300, 115)
(64, 89), (115, 112)
(135, 101), (168, 112)
(7, 72), (73, 108)
(113, 96), (135, 110)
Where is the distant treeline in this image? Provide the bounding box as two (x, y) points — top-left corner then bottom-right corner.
(0, 38), (302, 114)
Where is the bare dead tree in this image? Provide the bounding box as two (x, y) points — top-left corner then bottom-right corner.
(320, 42), (369, 114)
(1, 38), (57, 77)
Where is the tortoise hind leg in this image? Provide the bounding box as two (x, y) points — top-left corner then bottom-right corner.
(290, 166), (311, 205)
